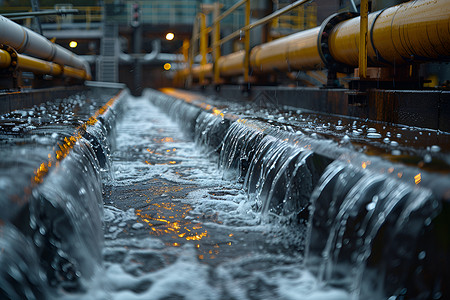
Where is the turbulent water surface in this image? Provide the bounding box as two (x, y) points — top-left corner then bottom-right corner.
(69, 96), (349, 300)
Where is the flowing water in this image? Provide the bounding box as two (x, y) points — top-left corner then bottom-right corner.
(72, 95), (350, 299)
(0, 88), (124, 299)
(0, 87), (448, 299)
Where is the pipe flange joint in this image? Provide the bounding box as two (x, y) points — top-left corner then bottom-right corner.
(317, 12), (358, 73)
(0, 44), (19, 72)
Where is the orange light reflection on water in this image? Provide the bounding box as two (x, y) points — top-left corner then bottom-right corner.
(32, 93), (120, 184)
(135, 194), (208, 243)
(154, 137), (174, 143)
(414, 173), (421, 184)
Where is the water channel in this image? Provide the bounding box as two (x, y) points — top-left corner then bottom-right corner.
(0, 88), (447, 299)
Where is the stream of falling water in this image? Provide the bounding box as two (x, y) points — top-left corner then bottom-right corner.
(65, 95), (349, 300)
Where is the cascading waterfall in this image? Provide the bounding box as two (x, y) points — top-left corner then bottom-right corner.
(307, 157), (445, 299)
(0, 88), (126, 298)
(219, 120), (331, 221)
(147, 89), (449, 299)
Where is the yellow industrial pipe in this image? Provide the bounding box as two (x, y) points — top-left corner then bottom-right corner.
(17, 55), (63, 76)
(0, 49), (91, 80)
(63, 65), (90, 80)
(328, 0), (450, 67)
(217, 50), (245, 77)
(191, 63), (213, 80)
(186, 0), (450, 81)
(0, 49), (11, 68)
(0, 15), (91, 78)
(250, 27), (323, 74)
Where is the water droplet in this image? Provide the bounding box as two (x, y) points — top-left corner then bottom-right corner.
(367, 132), (382, 139)
(366, 202), (376, 211)
(431, 145), (441, 152)
(367, 128), (377, 133)
(39, 226), (46, 235)
(418, 251), (426, 260)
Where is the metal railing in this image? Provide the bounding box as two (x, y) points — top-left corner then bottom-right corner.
(188, 0), (319, 84)
(271, 3), (317, 34)
(0, 1), (200, 29)
(0, 6), (103, 30)
(104, 0), (199, 26)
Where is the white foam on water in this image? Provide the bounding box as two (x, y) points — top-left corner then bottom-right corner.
(104, 205), (138, 239)
(67, 95), (351, 300)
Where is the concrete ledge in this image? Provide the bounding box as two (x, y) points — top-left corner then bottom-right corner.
(198, 85), (450, 132)
(0, 86), (87, 115)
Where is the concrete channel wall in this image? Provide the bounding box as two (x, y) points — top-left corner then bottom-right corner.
(0, 86), (127, 298)
(147, 88), (449, 299)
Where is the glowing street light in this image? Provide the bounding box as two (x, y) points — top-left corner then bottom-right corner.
(69, 41), (78, 48)
(165, 32), (175, 41)
(163, 63), (172, 70)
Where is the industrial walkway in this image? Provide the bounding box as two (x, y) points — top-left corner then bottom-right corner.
(91, 96), (347, 299)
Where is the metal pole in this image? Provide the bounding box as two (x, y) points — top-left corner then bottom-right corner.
(244, 0), (251, 83)
(2, 9), (79, 19)
(133, 21), (143, 95)
(199, 13), (207, 85)
(359, 0), (368, 79)
(188, 17), (199, 87)
(213, 2), (221, 84)
(30, 0), (42, 34)
(182, 39), (190, 63)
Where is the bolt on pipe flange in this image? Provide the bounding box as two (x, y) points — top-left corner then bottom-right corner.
(317, 12), (358, 73)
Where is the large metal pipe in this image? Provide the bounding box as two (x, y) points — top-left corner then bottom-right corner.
(0, 15), (91, 77)
(251, 27), (323, 74)
(190, 0), (450, 81)
(0, 49), (11, 68)
(328, 0), (450, 66)
(191, 63), (213, 80)
(0, 49), (90, 80)
(217, 50), (245, 77)
(17, 53), (63, 76)
(218, 28), (323, 76)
